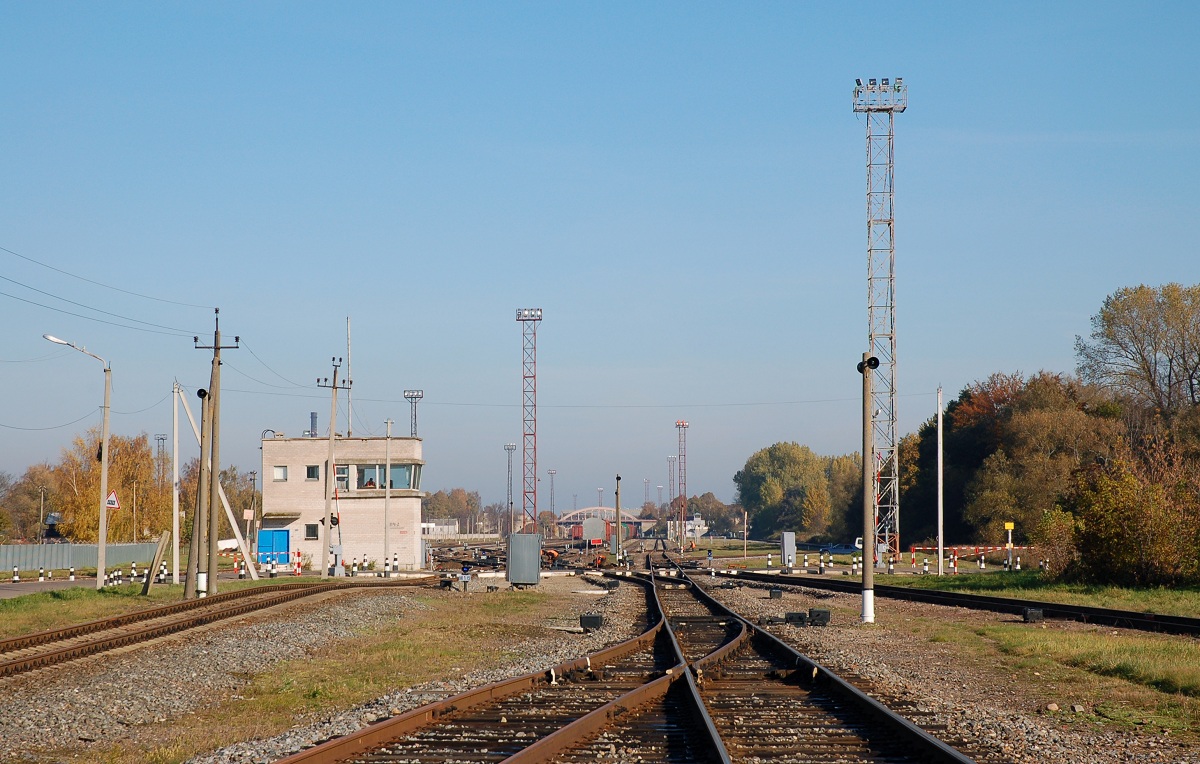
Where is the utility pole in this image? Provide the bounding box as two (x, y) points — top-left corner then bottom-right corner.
(38, 486), (46, 543)
(172, 382), (180, 584)
(346, 318), (353, 437)
(384, 419), (392, 567)
(248, 470), (257, 560)
(317, 358), (350, 578)
(937, 386), (944, 576)
(597, 487), (603, 507)
(676, 420), (688, 555)
(194, 309), (238, 595)
(504, 443), (517, 536)
(643, 478), (649, 507)
(186, 388), (211, 599)
(613, 474), (622, 557)
(858, 351), (879, 623)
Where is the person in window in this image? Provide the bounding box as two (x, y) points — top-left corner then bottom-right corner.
(364, 478), (376, 488)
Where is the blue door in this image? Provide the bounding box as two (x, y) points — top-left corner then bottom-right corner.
(257, 529), (290, 564)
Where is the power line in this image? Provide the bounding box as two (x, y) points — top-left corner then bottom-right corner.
(0, 410), (96, 431)
(239, 339), (308, 388)
(1, 244), (213, 309)
(0, 289), (194, 336)
(0, 274), (201, 335)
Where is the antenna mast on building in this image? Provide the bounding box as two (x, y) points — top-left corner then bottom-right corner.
(675, 420), (688, 554)
(515, 308), (542, 533)
(403, 390), (423, 437)
(853, 76), (906, 562)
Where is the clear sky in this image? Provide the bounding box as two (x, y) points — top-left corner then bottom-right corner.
(2, 2), (1195, 510)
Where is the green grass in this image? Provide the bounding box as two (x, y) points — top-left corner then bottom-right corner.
(876, 570), (1200, 617)
(981, 624), (1200, 696)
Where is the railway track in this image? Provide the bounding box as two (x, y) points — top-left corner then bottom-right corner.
(0, 577), (434, 680)
(275, 568), (978, 763)
(703, 566), (1200, 636)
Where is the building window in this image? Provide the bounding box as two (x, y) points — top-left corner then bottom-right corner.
(335, 464), (349, 491)
(306, 465), (320, 481)
(304, 523), (318, 540)
(273, 465), (288, 482)
(352, 463), (420, 489)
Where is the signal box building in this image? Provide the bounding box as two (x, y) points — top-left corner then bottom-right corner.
(259, 432), (425, 572)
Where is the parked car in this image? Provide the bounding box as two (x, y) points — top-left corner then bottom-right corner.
(819, 536), (863, 556)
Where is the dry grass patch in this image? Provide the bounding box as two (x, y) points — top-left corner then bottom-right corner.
(44, 588), (572, 764)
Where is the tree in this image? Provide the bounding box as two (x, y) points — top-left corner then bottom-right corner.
(963, 373), (1122, 542)
(733, 442), (830, 539)
(1076, 283), (1200, 414)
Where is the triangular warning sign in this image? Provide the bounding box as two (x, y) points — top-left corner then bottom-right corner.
(105, 491), (120, 510)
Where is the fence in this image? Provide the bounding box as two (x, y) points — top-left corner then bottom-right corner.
(0, 543), (159, 572)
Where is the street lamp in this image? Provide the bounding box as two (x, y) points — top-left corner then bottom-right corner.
(44, 334), (110, 590)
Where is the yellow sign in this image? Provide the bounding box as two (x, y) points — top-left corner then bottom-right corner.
(1004, 522), (1014, 530)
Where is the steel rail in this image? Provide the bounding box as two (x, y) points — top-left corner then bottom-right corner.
(681, 567), (977, 764)
(0, 577), (435, 679)
(710, 567), (1200, 635)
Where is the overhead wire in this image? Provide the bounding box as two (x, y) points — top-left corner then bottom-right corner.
(0, 273), (202, 336)
(0, 288), (195, 337)
(1, 244), (213, 309)
(0, 410), (97, 431)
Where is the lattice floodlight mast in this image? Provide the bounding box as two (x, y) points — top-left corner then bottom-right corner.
(403, 390), (423, 438)
(516, 308), (542, 532)
(676, 420), (688, 553)
(853, 76), (906, 561)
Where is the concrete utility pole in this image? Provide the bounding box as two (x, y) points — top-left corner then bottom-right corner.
(384, 418), (392, 567)
(937, 386), (944, 576)
(318, 358), (350, 578)
(186, 389), (211, 599)
(194, 309), (238, 595)
(859, 352), (879, 624)
(172, 382), (180, 584)
(504, 443), (517, 536)
(612, 475), (623, 557)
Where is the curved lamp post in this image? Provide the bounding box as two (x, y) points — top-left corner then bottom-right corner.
(44, 334), (111, 590)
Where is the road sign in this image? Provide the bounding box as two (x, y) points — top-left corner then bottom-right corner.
(105, 491), (120, 510)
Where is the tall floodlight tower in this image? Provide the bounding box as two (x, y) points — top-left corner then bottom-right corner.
(676, 420), (689, 553)
(853, 76), (906, 562)
(516, 308), (542, 533)
(403, 390), (423, 437)
(667, 456), (677, 539)
(547, 469), (556, 515)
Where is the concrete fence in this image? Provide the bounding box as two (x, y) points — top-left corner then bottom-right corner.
(0, 543), (159, 572)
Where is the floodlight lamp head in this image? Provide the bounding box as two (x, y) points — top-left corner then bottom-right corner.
(515, 308), (543, 321)
(882, 77), (889, 86)
(868, 78), (877, 87)
(403, 389), (424, 401)
(855, 78), (863, 87)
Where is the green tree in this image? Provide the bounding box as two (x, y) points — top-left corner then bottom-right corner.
(964, 373), (1121, 542)
(733, 442), (829, 539)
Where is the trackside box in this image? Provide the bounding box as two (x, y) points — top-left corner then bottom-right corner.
(507, 533), (543, 586)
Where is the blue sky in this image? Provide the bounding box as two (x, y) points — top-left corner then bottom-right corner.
(2, 2), (1196, 509)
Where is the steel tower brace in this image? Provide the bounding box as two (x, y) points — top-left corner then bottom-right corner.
(516, 308), (543, 532)
(853, 77), (906, 562)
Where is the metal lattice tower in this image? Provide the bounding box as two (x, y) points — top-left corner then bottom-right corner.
(403, 390), (423, 437)
(853, 77), (906, 560)
(547, 469), (556, 515)
(516, 308), (543, 532)
(667, 455), (677, 537)
(676, 420), (688, 551)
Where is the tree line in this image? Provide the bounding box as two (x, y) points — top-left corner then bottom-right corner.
(732, 283), (1200, 586)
